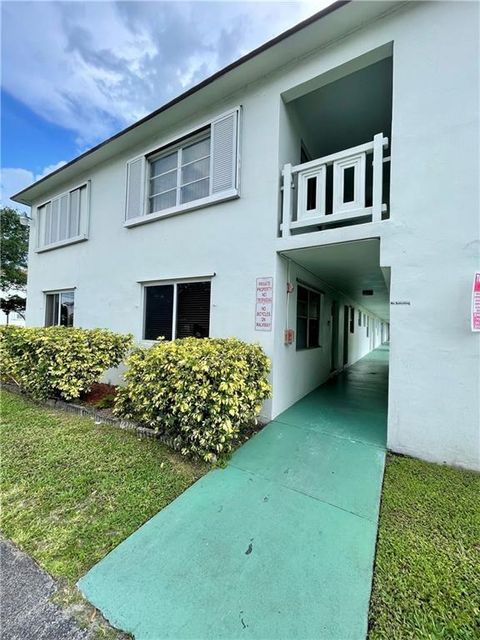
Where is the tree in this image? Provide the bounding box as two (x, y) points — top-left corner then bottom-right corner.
(0, 294), (26, 325)
(1, 207), (29, 291)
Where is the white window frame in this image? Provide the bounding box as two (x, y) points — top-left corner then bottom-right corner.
(36, 181), (91, 252)
(295, 281), (323, 351)
(298, 165), (326, 220)
(141, 275), (214, 342)
(125, 107), (241, 228)
(148, 129), (211, 215)
(332, 153), (366, 214)
(44, 288), (76, 326)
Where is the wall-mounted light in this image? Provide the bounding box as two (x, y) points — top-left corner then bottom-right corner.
(19, 213), (32, 227)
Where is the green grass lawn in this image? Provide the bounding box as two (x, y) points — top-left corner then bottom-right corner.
(0, 390), (207, 583)
(369, 454), (480, 639)
(2, 390), (479, 639)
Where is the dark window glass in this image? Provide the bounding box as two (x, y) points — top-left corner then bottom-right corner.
(45, 292), (74, 326)
(308, 318), (319, 347)
(296, 285), (321, 349)
(176, 282), (211, 339)
(350, 307), (355, 334)
(297, 285), (308, 317)
(306, 176), (317, 211)
(45, 294), (59, 326)
(343, 166), (355, 203)
(358, 310), (362, 327)
(296, 317), (307, 350)
(60, 292), (74, 327)
(144, 285), (174, 340)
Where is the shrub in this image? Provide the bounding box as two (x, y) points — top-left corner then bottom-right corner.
(114, 337), (271, 462)
(0, 326), (132, 401)
(94, 394), (116, 410)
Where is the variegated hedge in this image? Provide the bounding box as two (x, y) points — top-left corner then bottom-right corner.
(114, 337), (271, 462)
(0, 326), (132, 401)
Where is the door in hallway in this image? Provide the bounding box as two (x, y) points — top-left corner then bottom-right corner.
(331, 301), (339, 371)
(343, 305), (349, 366)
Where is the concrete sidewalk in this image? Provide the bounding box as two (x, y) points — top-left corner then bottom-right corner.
(0, 538), (89, 640)
(78, 345), (389, 639)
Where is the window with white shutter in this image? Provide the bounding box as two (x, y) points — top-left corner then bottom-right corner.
(126, 156), (146, 219)
(125, 108), (240, 225)
(37, 183), (89, 250)
(211, 111), (237, 194)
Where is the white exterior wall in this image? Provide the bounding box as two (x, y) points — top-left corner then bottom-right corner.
(272, 255), (385, 415)
(272, 0), (479, 470)
(25, 84), (281, 420)
(24, 1), (479, 468)
(381, 1), (480, 470)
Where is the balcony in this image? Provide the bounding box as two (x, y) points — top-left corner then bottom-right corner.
(280, 133), (390, 238)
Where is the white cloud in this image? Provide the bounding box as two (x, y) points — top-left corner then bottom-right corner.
(36, 161), (68, 180)
(0, 169), (33, 212)
(1, 161), (68, 211)
(2, 1), (330, 149)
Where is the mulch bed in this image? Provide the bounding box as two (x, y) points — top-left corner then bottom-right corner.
(80, 383), (117, 407)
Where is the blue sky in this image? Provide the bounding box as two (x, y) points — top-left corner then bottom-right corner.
(1, 0), (329, 210)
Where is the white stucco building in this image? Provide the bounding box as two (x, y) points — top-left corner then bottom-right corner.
(13, 1), (480, 470)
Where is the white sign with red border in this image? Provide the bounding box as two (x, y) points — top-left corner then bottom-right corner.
(472, 272), (480, 332)
(255, 277), (273, 331)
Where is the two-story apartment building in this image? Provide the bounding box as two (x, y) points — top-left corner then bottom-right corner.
(13, 0), (480, 470)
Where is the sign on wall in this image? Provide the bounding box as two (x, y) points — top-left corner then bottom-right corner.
(472, 272), (480, 332)
(255, 277), (273, 331)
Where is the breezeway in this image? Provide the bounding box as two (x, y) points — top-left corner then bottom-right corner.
(79, 345), (389, 639)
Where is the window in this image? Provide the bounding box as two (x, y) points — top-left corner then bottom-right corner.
(37, 184), (88, 249)
(350, 307), (355, 334)
(125, 109), (240, 223)
(144, 281), (211, 341)
(45, 291), (74, 326)
(358, 310), (362, 327)
(149, 134), (211, 214)
(296, 284), (321, 350)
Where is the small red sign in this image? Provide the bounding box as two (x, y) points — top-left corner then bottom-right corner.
(472, 272), (480, 332)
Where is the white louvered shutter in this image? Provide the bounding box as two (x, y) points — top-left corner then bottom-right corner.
(43, 202), (52, 245)
(211, 111), (238, 194)
(58, 193), (69, 241)
(125, 156), (146, 220)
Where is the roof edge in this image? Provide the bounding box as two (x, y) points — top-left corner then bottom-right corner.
(12, 0), (350, 204)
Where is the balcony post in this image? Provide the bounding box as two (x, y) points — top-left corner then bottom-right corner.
(372, 133), (384, 223)
(282, 163), (293, 237)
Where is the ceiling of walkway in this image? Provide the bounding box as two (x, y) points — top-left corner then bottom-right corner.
(283, 239), (390, 321)
(289, 57), (393, 159)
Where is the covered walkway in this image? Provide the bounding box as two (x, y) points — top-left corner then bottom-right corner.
(79, 345), (389, 640)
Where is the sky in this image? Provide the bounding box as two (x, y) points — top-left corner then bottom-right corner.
(1, 0), (332, 211)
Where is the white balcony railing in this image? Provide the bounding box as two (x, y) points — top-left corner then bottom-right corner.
(281, 133), (389, 237)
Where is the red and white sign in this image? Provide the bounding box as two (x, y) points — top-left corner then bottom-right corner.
(255, 277), (273, 331)
(472, 272), (480, 332)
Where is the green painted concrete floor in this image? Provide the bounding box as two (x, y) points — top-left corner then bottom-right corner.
(78, 345), (389, 640)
